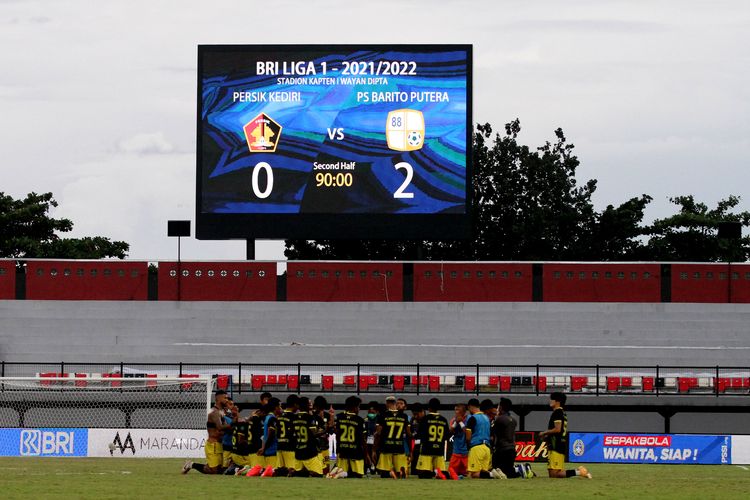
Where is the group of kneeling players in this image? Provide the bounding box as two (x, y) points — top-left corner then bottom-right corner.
(183, 390), (591, 480)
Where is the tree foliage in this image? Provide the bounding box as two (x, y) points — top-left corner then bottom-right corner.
(639, 195), (750, 262)
(285, 120), (654, 261)
(0, 191), (129, 259)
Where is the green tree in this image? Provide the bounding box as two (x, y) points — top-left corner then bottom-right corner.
(640, 195), (750, 262)
(0, 191), (129, 259)
(285, 120), (651, 261)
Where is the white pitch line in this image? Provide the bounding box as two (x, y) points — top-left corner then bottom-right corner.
(737, 465), (749, 471)
(173, 342), (750, 350)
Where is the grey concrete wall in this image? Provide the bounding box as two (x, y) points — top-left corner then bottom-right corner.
(1, 300), (749, 366)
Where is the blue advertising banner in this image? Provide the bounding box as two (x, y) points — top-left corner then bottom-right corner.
(0, 428), (88, 457)
(569, 433), (731, 465)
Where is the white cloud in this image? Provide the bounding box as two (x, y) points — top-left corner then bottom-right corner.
(1, 0), (749, 262)
(116, 132), (175, 155)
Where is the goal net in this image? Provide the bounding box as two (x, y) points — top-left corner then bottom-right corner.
(0, 376), (214, 457)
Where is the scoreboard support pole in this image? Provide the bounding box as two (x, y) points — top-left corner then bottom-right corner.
(246, 239), (255, 261)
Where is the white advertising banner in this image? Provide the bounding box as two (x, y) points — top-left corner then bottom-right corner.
(87, 429), (206, 458)
(731, 435), (750, 465)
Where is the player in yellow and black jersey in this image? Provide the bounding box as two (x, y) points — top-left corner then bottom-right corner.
(329, 396), (368, 478)
(416, 398), (451, 479)
(274, 394), (299, 476)
(538, 392), (591, 479)
(293, 396), (325, 476)
(374, 395), (411, 478)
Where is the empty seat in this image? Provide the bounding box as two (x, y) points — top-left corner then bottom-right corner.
(393, 375), (405, 391)
(534, 376), (547, 392)
(428, 376), (440, 392)
(343, 375), (356, 386)
(252, 375), (266, 391)
(500, 376), (511, 392)
(287, 375), (299, 390)
(464, 376), (476, 391)
(321, 376), (334, 390)
(642, 377), (654, 392)
(607, 377), (620, 392)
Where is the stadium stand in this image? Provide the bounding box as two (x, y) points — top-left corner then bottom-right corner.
(157, 261), (276, 301)
(25, 260), (147, 300)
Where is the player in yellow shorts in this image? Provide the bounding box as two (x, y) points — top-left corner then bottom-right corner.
(465, 399), (503, 479)
(416, 398), (451, 479)
(293, 397), (325, 476)
(274, 395), (300, 476)
(539, 392), (591, 479)
(374, 395), (411, 478)
(182, 390), (231, 474)
(329, 396), (369, 478)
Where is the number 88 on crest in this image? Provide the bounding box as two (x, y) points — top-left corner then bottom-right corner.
(386, 109), (425, 152)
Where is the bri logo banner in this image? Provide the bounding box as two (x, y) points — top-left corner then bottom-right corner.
(569, 433), (731, 465)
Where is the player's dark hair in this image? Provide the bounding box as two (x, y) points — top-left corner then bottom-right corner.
(499, 397), (512, 413)
(214, 390), (227, 398)
(368, 401), (380, 412)
(313, 395), (328, 410)
(285, 394), (300, 408)
(479, 399), (494, 412)
(397, 397), (407, 405)
(345, 396), (361, 410)
(265, 398), (281, 413)
(298, 396), (311, 411)
(467, 398), (480, 408)
(410, 402), (423, 413)
(428, 398), (441, 411)
(260, 392), (273, 401)
(550, 392), (567, 405)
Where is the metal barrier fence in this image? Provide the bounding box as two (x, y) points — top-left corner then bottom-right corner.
(1, 362), (749, 397)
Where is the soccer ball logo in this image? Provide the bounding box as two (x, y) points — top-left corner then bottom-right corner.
(573, 439), (585, 457)
(407, 131), (422, 147)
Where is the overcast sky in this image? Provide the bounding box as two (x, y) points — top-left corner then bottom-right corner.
(1, 0), (748, 261)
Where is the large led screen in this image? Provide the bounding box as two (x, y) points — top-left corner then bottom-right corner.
(197, 45), (471, 239)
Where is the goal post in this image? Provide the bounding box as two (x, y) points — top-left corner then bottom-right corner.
(0, 376), (215, 457)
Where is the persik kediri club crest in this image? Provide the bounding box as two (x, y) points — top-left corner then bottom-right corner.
(386, 109), (425, 152)
(243, 113), (282, 153)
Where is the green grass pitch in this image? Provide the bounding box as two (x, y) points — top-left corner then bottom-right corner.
(1, 458), (749, 499)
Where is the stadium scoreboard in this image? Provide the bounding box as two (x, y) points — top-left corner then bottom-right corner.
(196, 44), (472, 239)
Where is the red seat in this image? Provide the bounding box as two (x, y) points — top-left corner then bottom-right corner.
(428, 376), (440, 392)
(607, 377), (620, 392)
(534, 376), (547, 392)
(731, 377), (744, 389)
(343, 375), (356, 386)
(368, 375), (378, 385)
(322, 376), (334, 391)
(715, 378), (730, 392)
(621, 377), (632, 388)
(359, 376), (370, 390)
(419, 376), (429, 386)
(278, 375), (287, 385)
(488, 376), (500, 388)
(287, 375), (299, 390)
(216, 375), (230, 391)
(180, 374), (199, 390)
(145, 373), (157, 388)
(499, 376), (511, 392)
(464, 376), (476, 391)
(393, 375), (405, 391)
(103, 373), (122, 387)
(266, 375), (278, 385)
(642, 377), (654, 392)
(252, 375), (266, 391)
(571, 376), (587, 391)
(74, 373), (88, 388)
